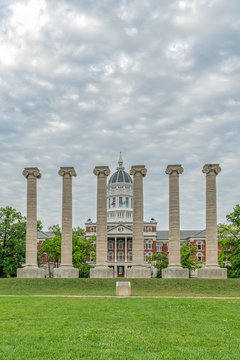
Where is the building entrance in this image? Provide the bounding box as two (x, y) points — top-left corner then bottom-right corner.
(117, 266), (124, 277)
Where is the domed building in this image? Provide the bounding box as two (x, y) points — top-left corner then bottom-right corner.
(85, 154), (207, 278)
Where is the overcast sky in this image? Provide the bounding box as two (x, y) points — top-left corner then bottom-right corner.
(0, 0), (239, 230)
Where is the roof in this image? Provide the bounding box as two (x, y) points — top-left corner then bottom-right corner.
(37, 231), (55, 240)
(108, 153), (133, 184)
(157, 230), (205, 240)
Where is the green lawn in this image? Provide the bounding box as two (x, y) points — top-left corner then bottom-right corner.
(0, 278), (240, 297)
(0, 296), (239, 360)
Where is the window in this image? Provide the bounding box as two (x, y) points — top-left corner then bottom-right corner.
(147, 252), (152, 260)
(144, 252), (146, 262)
(108, 252), (114, 261)
(128, 252), (132, 261)
(112, 197), (116, 207)
(197, 241), (202, 250)
(90, 240), (95, 246)
(118, 252), (124, 261)
(131, 198), (133, 208)
(126, 197), (129, 207)
(118, 240), (124, 249)
(148, 227), (152, 232)
(90, 227), (94, 233)
(109, 241), (113, 250)
(148, 240), (152, 250)
(144, 227), (146, 232)
(156, 243), (162, 252)
(128, 240), (132, 250)
(197, 253), (202, 261)
(108, 198), (110, 208)
(119, 197), (122, 207)
(144, 241), (146, 250)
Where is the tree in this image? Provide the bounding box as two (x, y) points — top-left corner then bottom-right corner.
(72, 227), (95, 277)
(39, 225), (95, 277)
(0, 206), (42, 277)
(180, 242), (202, 271)
(218, 204), (240, 278)
(149, 252), (168, 278)
(150, 242), (201, 277)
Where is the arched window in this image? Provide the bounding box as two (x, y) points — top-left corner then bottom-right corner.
(108, 252), (114, 261)
(108, 240), (113, 250)
(128, 252), (132, 261)
(90, 227), (94, 233)
(118, 252), (124, 261)
(156, 243), (162, 252)
(119, 197), (122, 207)
(148, 240), (152, 250)
(118, 240), (124, 249)
(197, 253), (202, 261)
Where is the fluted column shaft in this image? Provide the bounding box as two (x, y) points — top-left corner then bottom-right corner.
(94, 166), (110, 266)
(23, 168), (41, 267)
(59, 167), (76, 267)
(130, 166), (147, 266)
(203, 164), (221, 267)
(166, 165), (183, 267)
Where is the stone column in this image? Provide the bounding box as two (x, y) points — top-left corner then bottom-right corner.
(126, 166), (151, 278)
(162, 165), (189, 278)
(198, 164), (227, 278)
(53, 167), (79, 278)
(90, 166), (113, 278)
(17, 168), (45, 278)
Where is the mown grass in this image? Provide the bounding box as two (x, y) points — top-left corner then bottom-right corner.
(0, 296), (239, 360)
(0, 278), (240, 297)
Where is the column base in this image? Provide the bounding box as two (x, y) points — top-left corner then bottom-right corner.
(162, 267), (189, 279)
(90, 266), (114, 278)
(53, 266), (79, 278)
(197, 267), (227, 279)
(17, 266), (45, 278)
(126, 266), (151, 278)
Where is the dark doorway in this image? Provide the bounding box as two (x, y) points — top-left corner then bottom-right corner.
(117, 266), (124, 278)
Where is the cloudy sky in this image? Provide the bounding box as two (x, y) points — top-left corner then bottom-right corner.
(0, 0), (239, 230)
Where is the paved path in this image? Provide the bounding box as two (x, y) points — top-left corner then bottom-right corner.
(0, 294), (239, 299)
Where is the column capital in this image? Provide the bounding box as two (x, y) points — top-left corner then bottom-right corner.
(58, 167), (77, 177)
(165, 164), (184, 175)
(202, 164), (221, 175)
(93, 166), (110, 177)
(130, 165), (147, 177)
(22, 167), (41, 179)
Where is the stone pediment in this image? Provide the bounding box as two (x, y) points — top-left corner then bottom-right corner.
(107, 224), (132, 235)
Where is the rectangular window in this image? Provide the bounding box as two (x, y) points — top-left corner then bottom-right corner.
(197, 242), (202, 250)
(148, 240), (152, 250)
(144, 241), (146, 250)
(119, 197), (122, 207)
(128, 240), (132, 250)
(126, 197), (129, 207)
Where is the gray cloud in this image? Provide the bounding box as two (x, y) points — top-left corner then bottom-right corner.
(0, 0), (239, 229)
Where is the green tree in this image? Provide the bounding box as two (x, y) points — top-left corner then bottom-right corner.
(218, 204), (240, 278)
(39, 226), (95, 277)
(149, 252), (168, 278)
(39, 234), (61, 277)
(72, 227), (95, 277)
(150, 242), (201, 277)
(180, 242), (202, 271)
(0, 206), (42, 277)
